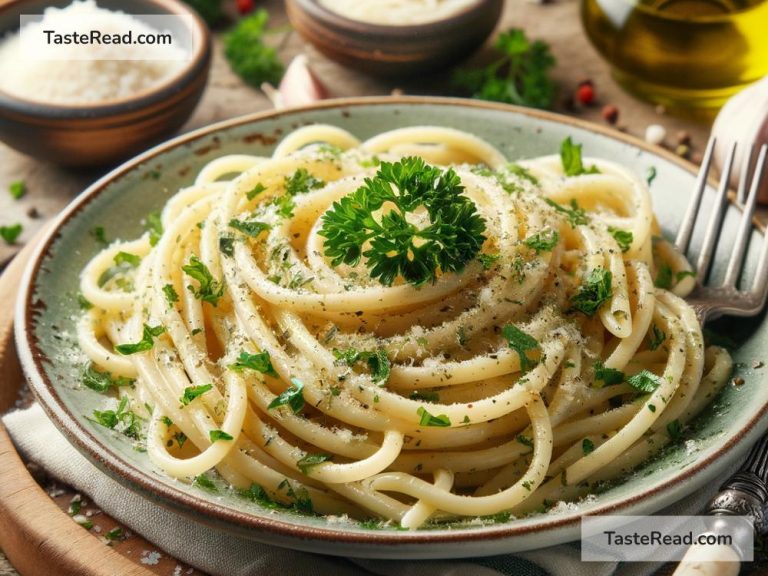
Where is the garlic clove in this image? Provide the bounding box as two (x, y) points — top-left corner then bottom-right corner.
(264, 54), (328, 110)
(712, 75), (768, 204)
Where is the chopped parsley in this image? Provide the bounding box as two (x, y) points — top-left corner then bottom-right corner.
(180, 383), (213, 406)
(523, 228), (559, 254)
(82, 363), (135, 393)
(229, 218), (270, 238)
(478, 253), (501, 269)
(8, 180), (25, 200)
(570, 268), (613, 316)
(333, 347), (391, 385)
(544, 198), (589, 227)
(246, 183), (266, 201)
(649, 324), (666, 351)
(285, 168), (325, 195)
(608, 227), (633, 252)
(219, 235), (235, 257)
(0, 223), (23, 245)
(78, 293), (93, 310)
(193, 474), (217, 491)
(297, 453), (332, 474)
(268, 377), (305, 414)
(229, 350), (278, 377)
(646, 166), (657, 186)
(90, 225), (108, 246)
(183, 255), (225, 306)
(666, 419), (682, 440)
(627, 370), (662, 393)
(143, 211), (163, 246)
(655, 263), (673, 289)
(319, 156), (487, 287)
(209, 429), (233, 442)
(676, 270), (696, 282)
(115, 324), (166, 355)
(582, 438), (595, 455)
(516, 434), (534, 448)
(162, 284), (179, 308)
(410, 390), (440, 403)
(502, 323), (540, 372)
(417, 406), (451, 427)
(593, 360), (625, 387)
(92, 396), (141, 439)
(560, 137), (600, 177)
(114, 251), (140, 267)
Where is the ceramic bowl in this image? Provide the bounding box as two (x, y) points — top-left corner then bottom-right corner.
(0, 0), (211, 167)
(15, 97), (768, 558)
(285, 0), (503, 76)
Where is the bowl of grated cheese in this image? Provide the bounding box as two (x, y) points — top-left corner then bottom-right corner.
(0, 0), (211, 167)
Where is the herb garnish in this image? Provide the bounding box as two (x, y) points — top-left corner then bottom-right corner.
(223, 9), (283, 87)
(655, 264), (673, 289)
(582, 438), (595, 455)
(516, 434), (534, 448)
(570, 268), (613, 316)
(626, 370), (662, 393)
(180, 383), (213, 406)
(523, 228), (559, 254)
(229, 218), (270, 238)
(229, 350), (278, 377)
(268, 377), (305, 414)
(246, 183), (266, 201)
(143, 211), (163, 246)
(560, 137), (600, 176)
(209, 430), (233, 442)
(667, 419), (682, 440)
(593, 360), (625, 388)
(333, 347), (391, 385)
(92, 396), (141, 439)
(297, 453), (332, 474)
(544, 198), (589, 227)
(115, 324), (166, 355)
(649, 324), (666, 351)
(417, 406), (451, 427)
(82, 363), (135, 393)
(8, 180), (25, 200)
(502, 324), (540, 372)
(219, 235), (235, 257)
(183, 255), (225, 306)
(452, 28), (556, 109)
(608, 227), (633, 252)
(90, 226), (108, 246)
(478, 253), (501, 269)
(0, 223), (23, 245)
(285, 168), (325, 195)
(162, 284), (179, 308)
(319, 157), (487, 287)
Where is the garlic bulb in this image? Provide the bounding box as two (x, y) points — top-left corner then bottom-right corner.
(712, 75), (768, 203)
(261, 55), (328, 109)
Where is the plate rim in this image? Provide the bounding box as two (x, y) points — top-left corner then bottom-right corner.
(14, 95), (768, 550)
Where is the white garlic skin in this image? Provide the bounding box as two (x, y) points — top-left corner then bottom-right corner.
(712, 75), (768, 204)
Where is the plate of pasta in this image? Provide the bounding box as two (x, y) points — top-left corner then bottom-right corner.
(16, 97), (768, 558)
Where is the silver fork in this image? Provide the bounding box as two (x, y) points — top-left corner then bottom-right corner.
(672, 138), (768, 573)
(675, 138), (768, 321)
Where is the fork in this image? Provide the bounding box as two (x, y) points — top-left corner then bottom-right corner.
(671, 138), (768, 575)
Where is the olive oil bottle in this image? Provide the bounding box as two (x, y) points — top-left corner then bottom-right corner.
(582, 0), (768, 111)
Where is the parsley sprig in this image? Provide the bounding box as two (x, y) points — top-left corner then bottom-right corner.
(268, 377), (305, 414)
(560, 137), (600, 176)
(570, 268), (613, 316)
(115, 324), (166, 355)
(319, 157), (487, 287)
(183, 256), (225, 306)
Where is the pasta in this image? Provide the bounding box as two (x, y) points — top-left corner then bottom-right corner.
(78, 125), (732, 528)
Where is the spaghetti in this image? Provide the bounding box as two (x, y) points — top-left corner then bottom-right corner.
(78, 125), (731, 528)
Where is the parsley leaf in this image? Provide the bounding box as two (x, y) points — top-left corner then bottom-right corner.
(319, 157), (487, 286)
(246, 183), (266, 201)
(219, 235), (235, 257)
(297, 453), (332, 474)
(183, 255), (225, 306)
(676, 270), (696, 282)
(516, 434), (533, 448)
(8, 180), (25, 200)
(162, 284), (179, 308)
(417, 406), (451, 427)
(180, 383), (213, 406)
(478, 253), (501, 269)
(333, 347), (391, 385)
(143, 211), (163, 246)
(523, 228), (559, 254)
(410, 390), (440, 403)
(626, 370), (662, 393)
(229, 350), (278, 377)
(114, 251), (140, 267)
(238, 483), (287, 510)
(92, 396), (142, 439)
(667, 419), (682, 440)
(209, 429), (233, 442)
(560, 137), (600, 176)
(570, 268), (613, 316)
(582, 438), (595, 455)
(90, 225), (109, 246)
(502, 324), (540, 372)
(544, 198), (589, 227)
(229, 218), (270, 238)
(646, 166), (657, 186)
(452, 28), (556, 109)
(608, 227), (633, 252)
(593, 360), (625, 388)
(82, 363), (135, 393)
(223, 9), (283, 87)
(194, 474), (218, 491)
(649, 324), (666, 351)
(285, 168), (325, 195)
(268, 377), (305, 414)
(115, 324), (166, 355)
(655, 264), (673, 289)
(0, 223), (23, 245)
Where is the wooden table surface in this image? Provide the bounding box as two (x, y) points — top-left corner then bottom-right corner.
(0, 0), (716, 573)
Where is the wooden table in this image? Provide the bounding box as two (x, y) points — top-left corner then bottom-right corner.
(0, 0), (716, 573)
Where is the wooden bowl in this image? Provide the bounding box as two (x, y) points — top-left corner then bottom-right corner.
(0, 0), (211, 167)
(285, 0), (503, 77)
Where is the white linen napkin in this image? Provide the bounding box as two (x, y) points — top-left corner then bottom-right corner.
(2, 403), (727, 576)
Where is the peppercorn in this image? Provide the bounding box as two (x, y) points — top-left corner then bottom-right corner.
(575, 82), (595, 106)
(601, 104), (619, 125)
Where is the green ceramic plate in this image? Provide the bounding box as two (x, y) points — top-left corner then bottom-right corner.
(15, 97), (768, 558)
